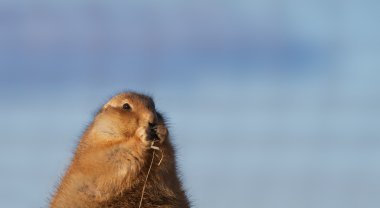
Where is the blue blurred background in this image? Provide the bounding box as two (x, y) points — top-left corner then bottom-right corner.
(1, 1), (379, 207)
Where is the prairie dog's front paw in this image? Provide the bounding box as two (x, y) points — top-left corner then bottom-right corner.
(155, 125), (168, 143)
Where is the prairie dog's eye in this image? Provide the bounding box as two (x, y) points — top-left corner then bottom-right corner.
(122, 103), (131, 110)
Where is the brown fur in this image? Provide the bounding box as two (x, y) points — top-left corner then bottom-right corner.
(50, 92), (190, 208)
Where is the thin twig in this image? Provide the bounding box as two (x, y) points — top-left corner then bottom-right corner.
(138, 141), (161, 208)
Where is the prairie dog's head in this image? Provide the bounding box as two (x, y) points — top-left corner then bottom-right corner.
(91, 92), (167, 145)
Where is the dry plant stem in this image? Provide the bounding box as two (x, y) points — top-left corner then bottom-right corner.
(138, 141), (163, 208)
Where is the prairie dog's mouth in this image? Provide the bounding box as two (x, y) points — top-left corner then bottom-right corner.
(136, 123), (166, 144)
(146, 123), (159, 142)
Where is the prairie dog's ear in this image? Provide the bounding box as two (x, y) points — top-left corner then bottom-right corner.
(103, 102), (112, 109)
(103, 100), (117, 109)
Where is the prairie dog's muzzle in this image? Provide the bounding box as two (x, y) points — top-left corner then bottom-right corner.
(147, 122), (159, 141)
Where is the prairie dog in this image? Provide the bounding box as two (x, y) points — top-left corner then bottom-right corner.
(50, 92), (190, 208)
